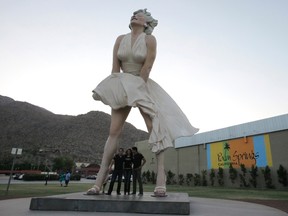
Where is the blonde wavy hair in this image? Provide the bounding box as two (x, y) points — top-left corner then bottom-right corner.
(129, 8), (158, 35)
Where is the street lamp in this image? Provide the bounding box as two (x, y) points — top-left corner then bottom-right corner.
(6, 148), (22, 195)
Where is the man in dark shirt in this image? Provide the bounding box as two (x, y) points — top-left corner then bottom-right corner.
(132, 146), (146, 195)
(106, 148), (125, 195)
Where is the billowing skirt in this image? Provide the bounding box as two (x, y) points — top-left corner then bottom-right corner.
(92, 73), (199, 153)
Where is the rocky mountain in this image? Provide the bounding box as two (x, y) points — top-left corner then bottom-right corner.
(0, 95), (149, 166)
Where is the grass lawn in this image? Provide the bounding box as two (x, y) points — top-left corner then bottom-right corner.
(1, 182), (288, 201)
(167, 185), (288, 200)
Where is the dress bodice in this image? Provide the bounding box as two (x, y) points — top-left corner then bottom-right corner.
(93, 32), (199, 153)
(117, 33), (147, 76)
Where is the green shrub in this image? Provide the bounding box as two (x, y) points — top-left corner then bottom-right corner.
(23, 174), (58, 181)
(201, 170), (207, 186)
(178, 174), (185, 185)
(277, 165), (288, 187)
(186, 173), (193, 186)
(249, 165), (258, 188)
(229, 164), (237, 184)
(262, 166), (275, 189)
(151, 171), (156, 184)
(21, 173), (80, 181)
(239, 164), (249, 187)
(194, 173), (201, 186)
(209, 169), (216, 186)
(167, 170), (176, 185)
(217, 167), (224, 186)
(146, 170), (151, 182)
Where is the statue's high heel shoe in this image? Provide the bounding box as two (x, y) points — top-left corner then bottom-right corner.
(86, 185), (100, 195)
(153, 186), (167, 197)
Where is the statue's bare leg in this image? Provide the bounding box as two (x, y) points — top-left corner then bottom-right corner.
(87, 106), (131, 195)
(139, 108), (166, 196)
(154, 150), (166, 196)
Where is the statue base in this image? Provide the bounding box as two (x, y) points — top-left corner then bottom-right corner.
(30, 192), (190, 215)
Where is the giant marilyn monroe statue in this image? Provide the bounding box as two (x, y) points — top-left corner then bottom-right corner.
(87, 9), (199, 197)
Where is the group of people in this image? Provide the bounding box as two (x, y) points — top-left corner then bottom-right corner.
(104, 147), (146, 196)
(44, 170), (71, 187)
(59, 170), (71, 187)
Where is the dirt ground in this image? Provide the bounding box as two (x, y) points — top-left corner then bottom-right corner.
(239, 199), (288, 214)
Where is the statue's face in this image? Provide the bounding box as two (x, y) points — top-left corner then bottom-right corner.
(130, 12), (146, 27)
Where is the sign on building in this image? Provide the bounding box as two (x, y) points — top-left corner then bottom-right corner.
(207, 134), (273, 169)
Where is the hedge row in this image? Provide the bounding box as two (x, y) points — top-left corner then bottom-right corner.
(22, 173), (81, 181)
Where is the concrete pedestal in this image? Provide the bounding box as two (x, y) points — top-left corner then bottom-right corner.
(30, 192), (190, 215)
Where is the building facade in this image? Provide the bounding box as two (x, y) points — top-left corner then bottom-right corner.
(136, 114), (288, 188)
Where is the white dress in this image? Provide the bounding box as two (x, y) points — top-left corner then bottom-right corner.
(93, 32), (199, 153)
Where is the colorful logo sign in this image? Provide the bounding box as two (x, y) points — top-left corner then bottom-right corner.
(207, 134), (273, 169)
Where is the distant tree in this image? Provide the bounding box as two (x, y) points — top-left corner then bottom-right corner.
(53, 156), (74, 172)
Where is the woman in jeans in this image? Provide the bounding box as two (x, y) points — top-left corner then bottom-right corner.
(123, 148), (133, 195)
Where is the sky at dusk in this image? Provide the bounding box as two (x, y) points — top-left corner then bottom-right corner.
(1, 0), (287, 133)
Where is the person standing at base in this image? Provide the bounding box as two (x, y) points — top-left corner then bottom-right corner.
(132, 146), (146, 196)
(106, 148), (125, 195)
(123, 148), (133, 195)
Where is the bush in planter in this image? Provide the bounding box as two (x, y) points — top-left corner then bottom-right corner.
(201, 170), (208, 186)
(186, 173), (193, 186)
(167, 170), (176, 185)
(209, 169), (216, 186)
(249, 165), (258, 188)
(217, 167), (224, 186)
(151, 171), (156, 184)
(229, 164), (238, 184)
(146, 170), (151, 183)
(262, 165), (275, 189)
(178, 174), (185, 185)
(239, 164), (249, 188)
(277, 165), (288, 187)
(193, 173), (201, 186)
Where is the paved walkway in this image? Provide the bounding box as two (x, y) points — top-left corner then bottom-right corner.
(0, 194), (287, 216)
